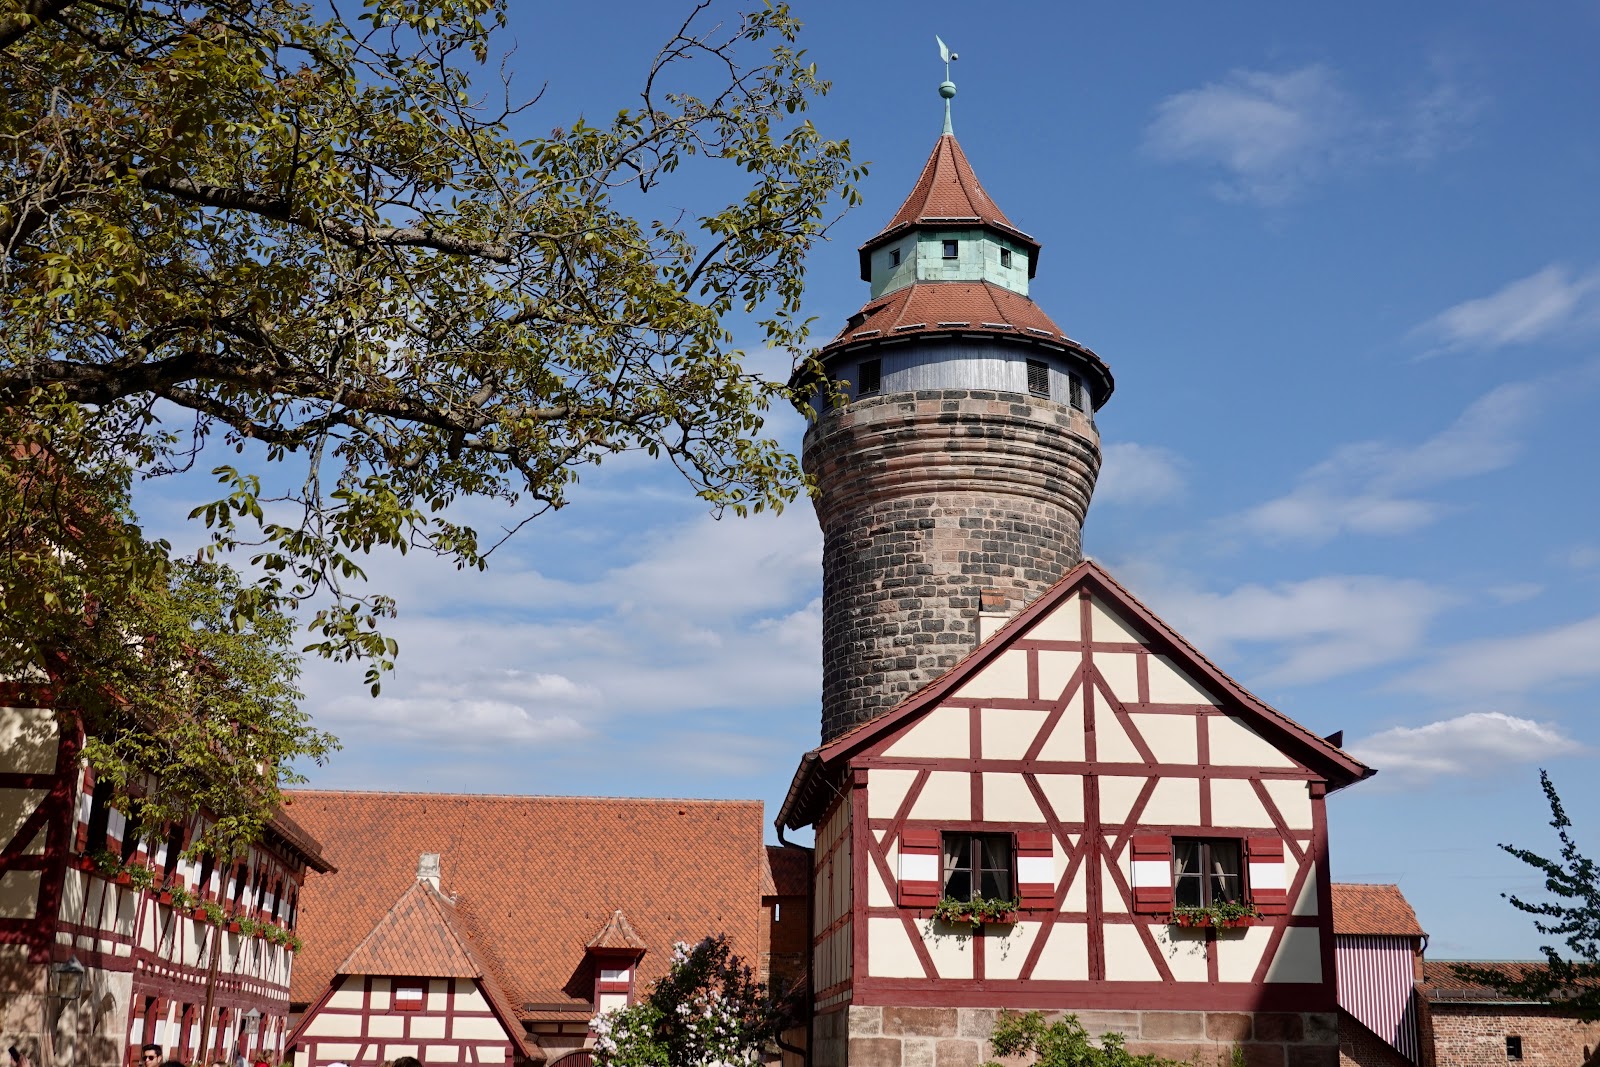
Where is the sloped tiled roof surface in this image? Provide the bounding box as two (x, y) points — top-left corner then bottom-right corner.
(868, 134), (1031, 247)
(286, 792), (765, 1017)
(1420, 960), (1550, 1003)
(823, 281), (1064, 353)
(337, 878), (481, 977)
(763, 845), (810, 898)
(1331, 883), (1427, 938)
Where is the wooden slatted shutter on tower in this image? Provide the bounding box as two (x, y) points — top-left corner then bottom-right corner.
(1016, 831), (1055, 909)
(1247, 837), (1287, 915)
(1130, 834), (1173, 915)
(897, 828), (943, 906)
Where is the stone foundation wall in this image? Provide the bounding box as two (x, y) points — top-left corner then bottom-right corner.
(804, 389), (1101, 742)
(1337, 1009), (1412, 1067)
(817, 1005), (1340, 1067)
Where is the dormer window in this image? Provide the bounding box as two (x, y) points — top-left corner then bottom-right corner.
(1000, 248), (1012, 268)
(889, 248), (901, 267)
(942, 239), (958, 259)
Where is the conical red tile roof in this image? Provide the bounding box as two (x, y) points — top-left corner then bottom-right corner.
(823, 281), (1063, 352)
(859, 134), (1040, 278)
(336, 878), (480, 977)
(586, 909), (647, 952)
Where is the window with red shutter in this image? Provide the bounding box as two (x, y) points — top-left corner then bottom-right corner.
(1246, 837), (1287, 915)
(1130, 834), (1173, 914)
(1016, 832), (1055, 909)
(393, 980), (425, 1011)
(897, 828), (942, 906)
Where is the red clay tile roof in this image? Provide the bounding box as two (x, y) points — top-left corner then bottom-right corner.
(337, 878), (480, 977)
(284, 791), (765, 1019)
(1420, 960), (1552, 1003)
(763, 845), (810, 899)
(1331, 884), (1426, 938)
(823, 281), (1067, 354)
(863, 135), (1038, 260)
(586, 909), (647, 952)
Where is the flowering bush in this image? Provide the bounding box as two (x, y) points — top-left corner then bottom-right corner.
(594, 935), (789, 1067)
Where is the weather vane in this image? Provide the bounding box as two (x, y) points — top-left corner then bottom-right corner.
(936, 35), (958, 135)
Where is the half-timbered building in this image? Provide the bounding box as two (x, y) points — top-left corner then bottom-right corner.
(1, 705), (330, 1067)
(282, 791), (783, 1066)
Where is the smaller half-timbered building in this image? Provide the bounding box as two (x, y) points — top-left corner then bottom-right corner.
(778, 560), (1374, 1065)
(290, 862), (535, 1067)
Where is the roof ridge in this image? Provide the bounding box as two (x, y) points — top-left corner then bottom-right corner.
(287, 789), (760, 806)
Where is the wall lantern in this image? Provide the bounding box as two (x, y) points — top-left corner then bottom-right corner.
(242, 1008), (261, 1035)
(50, 957), (86, 1002)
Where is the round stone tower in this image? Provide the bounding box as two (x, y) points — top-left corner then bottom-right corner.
(800, 105), (1114, 744)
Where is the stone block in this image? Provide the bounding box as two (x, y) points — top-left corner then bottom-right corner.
(1140, 1012), (1204, 1039)
(848, 1037), (903, 1067)
(1300, 1013), (1338, 1045)
(883, 1006), (959, 1037)
(1282, 1045), (1336, 1067)
(1253, 1013), (1303, 1042)
(1235, 1045), (1285, 1067)
(934, 1039), (983, 1067)
(956, 1009), (996, 1039)
(902, 1038), (936, 1067)
(1073, 1011), (1142, 1038)
(1206, 1013), (1253, 1042)
(848, 1005), (884, 1036)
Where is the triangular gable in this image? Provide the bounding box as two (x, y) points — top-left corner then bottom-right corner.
(778, 559), (1371, 829)
(292, 879), (542, 1063)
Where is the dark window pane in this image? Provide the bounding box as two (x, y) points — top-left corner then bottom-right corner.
(981, 836), (1011, 870)
(942, 240), (958, 259)
(944, 868), (972, 901)
(1175, 873), (1204, 908)
(1000, 248), (1012, 268)
(980, 868), (1011, 899)
(1026, 359), (1049, 398)
(889, 249), (901, 267)
(858, 359), (881, 395)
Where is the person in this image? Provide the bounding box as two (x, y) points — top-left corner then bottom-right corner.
(393, 1057), (423, 1067)
(139, 1045), (162, 1067)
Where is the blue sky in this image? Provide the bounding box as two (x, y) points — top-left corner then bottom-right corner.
(138, 1), (1600, 959)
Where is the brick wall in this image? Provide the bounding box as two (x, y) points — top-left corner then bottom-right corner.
(814, 1005), (1339, 1067)
(1427, 1004), (1600, 1067)
(1340, 1009), (1414, 1067)
(804, 388), (1101, 742)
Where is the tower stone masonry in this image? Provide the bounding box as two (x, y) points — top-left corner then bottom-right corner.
(801, 131), (1115, 743)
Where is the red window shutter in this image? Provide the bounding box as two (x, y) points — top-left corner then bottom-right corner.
(897, 828), (942, 906)
(1247, 837), (1288, 915)
(1016, 831), (1055, 909)
(1130, 834), (1172, 915)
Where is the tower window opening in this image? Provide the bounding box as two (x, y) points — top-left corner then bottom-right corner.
(1026, 359), (1049, 398)
(1069, 376), (1086, 411)
(1506, 1036), (1523, 1061)
(857, 359), (882, 396)
(1000, 248), (1012, 268)
(942, 239), (959, 259)
(889, 248), (901, 267)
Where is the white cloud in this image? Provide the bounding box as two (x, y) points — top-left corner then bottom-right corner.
(1415, 265), (1600, 352)
(1154, 575), (1454, 685)
(1144, 62), (1479, 203)
(1097, 443), (1187, 506)
(1348, 712), (1581, 787)
(1235, 381), (1540, 544)
(1392, 613), (1600, 700)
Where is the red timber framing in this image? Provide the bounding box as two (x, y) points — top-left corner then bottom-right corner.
(1, 699), (329, 1065)
(290, 974), (526, 1067)
(780, 560), (1373, 1014)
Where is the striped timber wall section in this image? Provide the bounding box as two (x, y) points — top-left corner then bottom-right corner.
(1335, 935), (1420, 1063)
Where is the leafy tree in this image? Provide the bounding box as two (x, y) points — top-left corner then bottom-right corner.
(980, 1011), (1190, 1067)
(1454, 769), (1600, 1021)
(593, 935), (790, 1067)
(1, 0), (859, 689)
(0, 403), (337, 854)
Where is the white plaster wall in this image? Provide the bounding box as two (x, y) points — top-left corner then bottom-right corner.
(1100, 858), (1127, 913)
(883, 706), (970, 759)
(1214, 927), (1272, 982)
(953, 649), (1030, 700)
(981, 773), (1044, 821)
(1209, 779), (1275, 828)
(917, 920), (973, 979)
(1151, 925), (1209, 982)
(1147, 655), (1220, 705)
(1264, 779), (1314, 829)
(1102, 923), (1160, 980)
(1030, 922), (1088, 980)
(908, 772), (970, 821)
(980, 708), (1048, 760)
(1036, 651), (1080, 703)
(1034, 695), (1086, 761)
(0, 709), (58, 772)
(1092, 703), (1143, 763)
(1095, 653), (1138, 702)
(1087, 600), (1143, 644)
(1266, 927), (1323, 983)
(0, 870), (40, 919)
(1141, 777), (1202, 825)
(0, 788), (48, 855)
(1292, 863), (1319, 916)
(1131, 713), (1198, 764)
(1032, 774), (1084, 822)
(1024, 603), (1080, 642)
(983, 922), (1040, 980)
(866, 770), (917, 820)
(1209, 716), (1296, 767)
(1097, 776), (1148, 825)
(866, 918), (923, 978)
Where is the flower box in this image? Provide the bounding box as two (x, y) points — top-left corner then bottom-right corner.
(1170, 907), (1259, 930)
